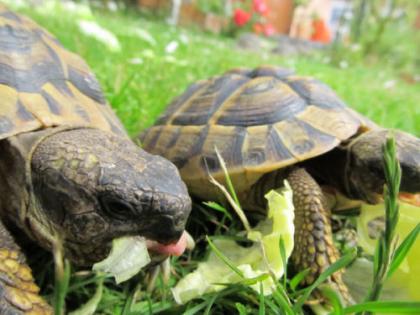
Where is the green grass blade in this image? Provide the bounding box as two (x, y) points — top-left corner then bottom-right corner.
(289, 268), (310, 292)
(68, 277), (104, 315)
(206, 236), (244, 278)
(236, 302), (248, 315)
(264, 299), (284, 315)
(258, 282), (265, 315)
(68, 273), (109, 292)
(203, 292), (219, 315)
(293, 248), (357, 311)
(271, 286), (295, 315)
(362, 134), (403, 309)
(109, 72), (137, 106)
(387, 223), (420, 278)
(372, 237), (384, 277)
(54, 258), (71, 315)
(183, 300), (211, 315)
(318, 284), (344, 315)
(344, 301), (420, 314)
(214, 147), (241, 207)
(203, 201), (233, 220)
(209, 273), (270, 287)
(279, 236), (288, 288)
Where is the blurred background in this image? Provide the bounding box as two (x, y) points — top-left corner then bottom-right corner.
(5, 0), (418, 138)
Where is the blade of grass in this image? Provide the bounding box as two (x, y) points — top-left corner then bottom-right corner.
(236, 302), (248, 315)
(344, 301), (420, 314)
(121, 279), (142, 315)
(264, 298), (284, 315)
(206, 235), (244, 278)
(289, 268), (310, 292)
(293, 248), (357, 311)
(109, 71), (137, 106)
(361, 134), (402, 312)
(213, 273), (270, 287)
(183, 300), (211, 315)
(53, 241), (71, 315)
(271, 288), (295, 315)
(279, 236), (288, 288)
(68, 273), (110, 292)
(203, 292), (219, 315)
(203, 201), (233, 220)
(184, 286), (247, 315)
(68, 277), (104, 315)
(214, 147), (241, 207)
(387, 223), (420, 278)
(258, 282), (265, 315)
(318, 284), (344, 315)
(208, 156), (251, 232)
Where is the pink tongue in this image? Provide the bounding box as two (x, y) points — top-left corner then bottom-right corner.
(147, 231), (188, 256)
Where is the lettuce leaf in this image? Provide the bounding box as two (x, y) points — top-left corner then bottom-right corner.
(172, 182), (294, 304)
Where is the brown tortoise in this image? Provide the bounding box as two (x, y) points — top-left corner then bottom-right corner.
(140, 66), (420, 301)
(0, 5), (192, 314)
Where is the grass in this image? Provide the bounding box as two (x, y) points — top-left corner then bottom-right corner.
(6, 1), (420, 314)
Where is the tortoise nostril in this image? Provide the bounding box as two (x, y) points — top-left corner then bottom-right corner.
(142, 214), (185, 244)
(138, 193), (191, 244)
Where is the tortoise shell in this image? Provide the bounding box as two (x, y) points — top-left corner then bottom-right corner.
(0, 4), (126, 140)
(140, 66), (375, 198)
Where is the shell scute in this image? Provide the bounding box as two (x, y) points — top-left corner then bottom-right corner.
(226, 65), (294, 80)
(166, 125), (205, 169)
(0, 5), (126, 140)
(285, 76), (347, 110)
(169, 74), (250, 126)
(0, 115), (14, 134)
(155, 80), (208, 125)
(296, 105), (360, 141)
(141, 66), (370, 189)
(0, 10), (22, 22)
(215, 77), (305, 127)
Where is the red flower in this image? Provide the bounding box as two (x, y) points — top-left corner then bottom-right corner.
(263, 23), (275, 36)
(253, 0), (268, 15)
(253, 22), (276, 36)
(233, 8), (252, 27)
(311, 19), (331, 43)
(253, 22), (263, 34)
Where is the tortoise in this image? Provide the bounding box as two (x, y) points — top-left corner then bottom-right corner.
(0, 5), (191, 314)
(140, 66), (420, 301)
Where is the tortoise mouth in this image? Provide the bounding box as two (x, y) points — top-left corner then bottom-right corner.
(359, 192), (420, 208)
(146, 230), (192, 257)
(399, 192), (420, 207)
(64, 230), (193, 267)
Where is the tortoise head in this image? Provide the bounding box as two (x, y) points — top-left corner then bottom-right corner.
(30, 128), (191, 266)
(344, 129), (420, 205)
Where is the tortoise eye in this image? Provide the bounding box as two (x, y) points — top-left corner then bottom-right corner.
(100, 196), (136, 220)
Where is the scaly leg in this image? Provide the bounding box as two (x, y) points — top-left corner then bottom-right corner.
(0, 220), (52, 314)
(287, 167), (351, 303)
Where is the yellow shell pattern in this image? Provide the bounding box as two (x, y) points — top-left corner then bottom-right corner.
(141, 66), (375, 197)
(0, 5), (126, 140)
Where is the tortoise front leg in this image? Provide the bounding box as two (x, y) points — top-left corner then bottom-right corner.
(0, 220), (52, 315)
(287, 168), (352, 303)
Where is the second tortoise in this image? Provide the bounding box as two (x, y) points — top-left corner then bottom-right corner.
(140, 66), (420, 301)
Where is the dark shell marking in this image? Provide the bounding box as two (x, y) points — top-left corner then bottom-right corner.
(141, 66), (370, 182)
(0, 4), (126, 140)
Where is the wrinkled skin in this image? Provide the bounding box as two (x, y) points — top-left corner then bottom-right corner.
(29, 128), (191, 266)
(343, 129), (420, 204)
